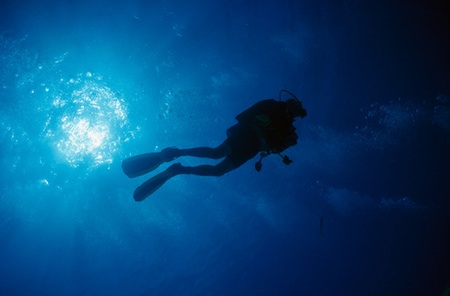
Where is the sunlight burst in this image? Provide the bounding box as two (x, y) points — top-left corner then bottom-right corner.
(44, 73), (128, 167)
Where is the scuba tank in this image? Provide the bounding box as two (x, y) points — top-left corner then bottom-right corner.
(254, 89), (303, 172)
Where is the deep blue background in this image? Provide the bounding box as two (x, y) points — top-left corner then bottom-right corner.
(1, 0), (449, 295)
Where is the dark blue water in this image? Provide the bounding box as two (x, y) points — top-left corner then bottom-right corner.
(1, 0), (449, 295)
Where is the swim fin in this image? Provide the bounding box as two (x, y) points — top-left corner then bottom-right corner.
(122, 148), (180, 178)
(133, 163), (183, 201)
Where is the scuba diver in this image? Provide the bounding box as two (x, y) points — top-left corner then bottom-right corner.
(122, 90), (307, 202)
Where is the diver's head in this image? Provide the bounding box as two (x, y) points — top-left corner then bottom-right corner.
(286, 98), (307, 118)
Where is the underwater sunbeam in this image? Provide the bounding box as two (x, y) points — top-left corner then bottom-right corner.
(44, 73), (128, 168)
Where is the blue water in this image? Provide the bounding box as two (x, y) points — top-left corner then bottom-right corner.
(1, 0), (449, 295)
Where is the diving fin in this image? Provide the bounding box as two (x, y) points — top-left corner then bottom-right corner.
(122, 148), (180, 178)
(133, 163), (183, 201)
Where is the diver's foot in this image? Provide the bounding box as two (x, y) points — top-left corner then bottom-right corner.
(161, 147), (181, 162)
(166, 162), (185, 176)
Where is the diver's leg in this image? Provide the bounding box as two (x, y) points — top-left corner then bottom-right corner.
(189, 160), (235, 176)
(167, 157), (235, 177)
(178, 142), (230, 159)
(122, 143), (228, 178)
(133, 158), (236, 201)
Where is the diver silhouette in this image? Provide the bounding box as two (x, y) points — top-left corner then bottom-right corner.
(122, 90), (307, 201)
